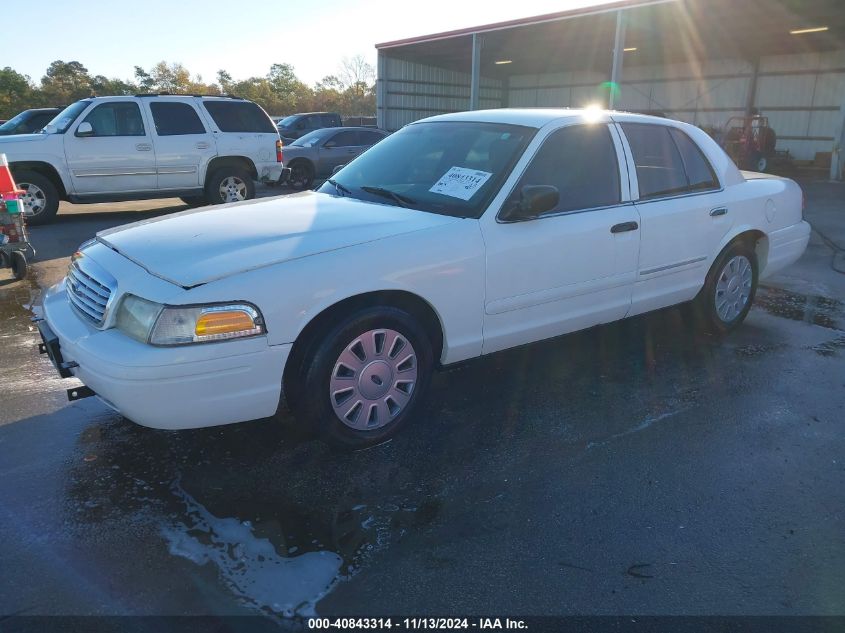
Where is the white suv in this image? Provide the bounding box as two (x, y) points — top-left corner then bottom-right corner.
(0, 95), (284, 224)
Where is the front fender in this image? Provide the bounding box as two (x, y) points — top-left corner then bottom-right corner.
(178, 220), (488, 365)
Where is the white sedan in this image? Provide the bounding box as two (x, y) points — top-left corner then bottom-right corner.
(37, 109), (811, 448)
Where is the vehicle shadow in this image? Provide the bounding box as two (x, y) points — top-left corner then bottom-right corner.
(59, 304), (723, 568)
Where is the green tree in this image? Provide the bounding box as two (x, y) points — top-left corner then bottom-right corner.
(40, 60), (92, 105)
(91, 75), (137, 96)
(217, 70), (234, 93)
(0, 67), (33, 118)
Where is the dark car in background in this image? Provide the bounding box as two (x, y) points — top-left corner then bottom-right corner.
(276, 112), (341, 143)
(0, 107), (63, 136)
(281, 126), (388, 189)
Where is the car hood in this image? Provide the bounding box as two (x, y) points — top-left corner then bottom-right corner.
(0, 133), (49, 144)
(96, 192), (459, 288)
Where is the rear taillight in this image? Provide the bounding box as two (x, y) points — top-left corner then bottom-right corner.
(276, 139), (283, 163)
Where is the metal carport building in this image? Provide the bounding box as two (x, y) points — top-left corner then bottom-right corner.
(375, 0), (845, 179)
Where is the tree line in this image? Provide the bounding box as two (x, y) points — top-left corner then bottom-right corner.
(0, 57), (376, 120)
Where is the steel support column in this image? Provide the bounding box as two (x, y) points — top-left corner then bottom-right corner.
(745, 57), (760, 117)
(376, 50), (387, 130)
(470, 33), (482, 110)
(609, 10), (627, 109)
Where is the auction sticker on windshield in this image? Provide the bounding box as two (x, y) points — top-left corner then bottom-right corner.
(429, 166), (493, 201)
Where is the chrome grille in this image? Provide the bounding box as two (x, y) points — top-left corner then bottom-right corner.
(66, 258), (115, 326)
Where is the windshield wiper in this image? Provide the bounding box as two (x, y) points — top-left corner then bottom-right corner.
(326, 178), (352, 196)
(360, 186), (416, 208)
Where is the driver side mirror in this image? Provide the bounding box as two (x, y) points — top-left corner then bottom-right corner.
(499, 185), (559, 222)
(324, 141), (337, 149)
(75, 121), (94, 137)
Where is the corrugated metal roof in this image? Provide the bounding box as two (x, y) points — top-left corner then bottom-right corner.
(375, 0), (674, 49)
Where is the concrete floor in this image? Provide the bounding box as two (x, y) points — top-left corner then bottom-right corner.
(0, 181), (843, 621)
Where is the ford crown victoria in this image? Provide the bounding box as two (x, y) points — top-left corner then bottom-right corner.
(36, 109), (811, 448)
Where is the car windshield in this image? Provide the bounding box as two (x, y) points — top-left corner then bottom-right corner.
(42, 100), (91, 134)
(278, 115), (299, 128)
(316, 121), (535, 219)
(0, 113), (27, 133)
(290, 129), (332, 147)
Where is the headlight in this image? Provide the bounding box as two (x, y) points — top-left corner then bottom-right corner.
(114, 295), (265, 345)
(114, 295), (162, 343)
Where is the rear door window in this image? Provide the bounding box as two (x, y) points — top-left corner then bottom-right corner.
(359, 130), (386, 146)
(150, 102), (206, 136)
(621, 123), (691, 199)
(668, 128), (719, 191)
(327, 131), (361, 147)
(202, 100), (276, 133)
(508, 123), (621, 216)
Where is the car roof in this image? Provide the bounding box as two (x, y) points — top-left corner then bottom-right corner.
(322, 126), (387, 132)
(421, 108), (671, 129)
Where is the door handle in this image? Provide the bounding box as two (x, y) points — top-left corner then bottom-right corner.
(346, 150), (357, 154)
(196, 142), (210, 149)
(610, 221), (639, 233)
(710, 207), (728, 217)
(135, 143), (152, 152)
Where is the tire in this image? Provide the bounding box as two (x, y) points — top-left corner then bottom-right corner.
(179, 196), (206, 208)
(14, 170), (59, 225)
(691, 240), (758, 335)
(753, 153), (768, 172)
(289, 306), (434, 450)
(287, 160), (314, 190)
(204, 166), (255, 205)
(11, 251), (27, 281)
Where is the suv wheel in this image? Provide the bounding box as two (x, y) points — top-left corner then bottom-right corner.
(15, 170), (59, 225)
(205, 166), (255, 205)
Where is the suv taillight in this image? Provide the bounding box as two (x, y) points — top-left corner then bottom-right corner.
(276, 139), (283, 163)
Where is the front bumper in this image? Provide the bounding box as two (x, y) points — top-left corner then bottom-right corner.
(39, 281), (291, 430)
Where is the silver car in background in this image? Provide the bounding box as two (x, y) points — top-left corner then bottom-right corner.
(281, 127), (388, 189)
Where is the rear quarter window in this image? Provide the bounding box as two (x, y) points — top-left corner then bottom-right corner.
(202, 100), (277, 133)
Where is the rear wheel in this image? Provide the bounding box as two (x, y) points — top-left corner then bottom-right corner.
(691, 240), (758, 335)
(287, 160), (315, 190)
(14, 170), (59, 225)
(289, 306), (433, 449)
(205, 166), (255, 205)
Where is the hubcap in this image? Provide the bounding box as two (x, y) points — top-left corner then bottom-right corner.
(329, 328), (418, 431)
(218, 176), (247, 202)
(715, 255), (753, 323)
(19, 183), (46, 216)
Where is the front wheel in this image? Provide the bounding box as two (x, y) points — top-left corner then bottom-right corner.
(14, 170), (60, 225)
(692, 240), (758, 335)
(289, 306), (434, 449)
(205, 167), (255, 205)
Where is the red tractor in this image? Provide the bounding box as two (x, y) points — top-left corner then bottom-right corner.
(719, 115), (778, 172)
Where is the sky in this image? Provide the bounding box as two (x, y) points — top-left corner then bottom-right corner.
(6, 0), (612, 86)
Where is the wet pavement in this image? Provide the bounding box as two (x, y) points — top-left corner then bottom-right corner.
(1, 183), (844, 621)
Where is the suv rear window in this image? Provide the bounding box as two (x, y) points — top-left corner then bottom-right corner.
(150, 102), (206, 136)
(202, 100), (276, 133)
